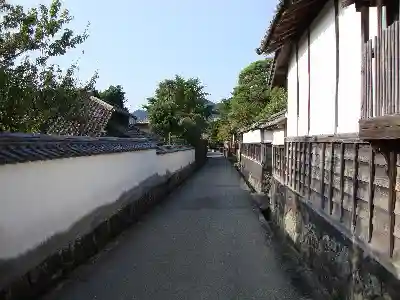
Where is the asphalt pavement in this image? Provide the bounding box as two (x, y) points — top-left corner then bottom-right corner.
(42, 155), (312, 300)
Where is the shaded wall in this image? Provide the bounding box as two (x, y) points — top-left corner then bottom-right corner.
(269, 137), (400, 299)
(239, 143), (272, 194)
(0, 134), (197, 299)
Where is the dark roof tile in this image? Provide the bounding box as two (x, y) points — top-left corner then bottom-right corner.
(0, 133), (156, 166)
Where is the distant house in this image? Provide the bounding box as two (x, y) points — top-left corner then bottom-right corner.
(135, 119), (151, 134)
(46, 96), (115, 137)
(237, 110), (287, 193)
(46, 95), (151, 139)
(257, 0), (400, 297)
(133, 109), (148, 122)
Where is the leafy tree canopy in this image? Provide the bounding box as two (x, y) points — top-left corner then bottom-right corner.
(144, 75), (212, 146)
(0, 0), (97, 133)
(97, 85), (130, 134)
(210, 59), (287, 143)
(229, 59), (272, 130)
(99, 85), (126, 109)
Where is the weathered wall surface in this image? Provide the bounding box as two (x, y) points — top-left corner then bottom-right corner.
(0, 135), (197, 300)
(269, 178), (400, 300)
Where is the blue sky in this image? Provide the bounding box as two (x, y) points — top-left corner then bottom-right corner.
(14, 0), (275, 111)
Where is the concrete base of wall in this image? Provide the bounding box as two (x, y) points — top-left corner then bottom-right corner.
(270, 178), (400, 300)
(239, 156), (269, 194)
(0, 162), (199, 300)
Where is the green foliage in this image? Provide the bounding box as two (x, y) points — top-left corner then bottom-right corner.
(0, 0), (96, 133)
(229, 59), (272, 130)
(256, 87), (287, 121)
(144, 75), (212, 146)
(213, 98), (233, 142)
(98, 85), (130, 133)
(211, 59), (287, 142)
(99, 85), (126, 109)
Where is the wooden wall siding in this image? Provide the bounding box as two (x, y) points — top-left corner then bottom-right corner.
(241, 143), (262, 162)
(361, 20), (400, 119)
(272, 140), (400, 260)
(272, 145), (285, 182)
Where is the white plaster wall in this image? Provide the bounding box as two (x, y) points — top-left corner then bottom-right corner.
(262, 130), (273, 143)
(287, 47), (298, 137)
(286, 1), (371, 136)
(158, 149), (195, 176)
(273, 129), (285, 145)
(298, 31), (310, 136)
(0, 149), (194, 259)
(337, 4), (362, 133)
(242, 129), (261, 143)
(336, 5), (378, 133)
(309, 0), (336, 135)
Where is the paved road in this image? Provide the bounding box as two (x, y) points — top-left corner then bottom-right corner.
(43, 156), (311, 300)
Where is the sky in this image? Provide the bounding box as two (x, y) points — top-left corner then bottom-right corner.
(12, 0), (276, 111)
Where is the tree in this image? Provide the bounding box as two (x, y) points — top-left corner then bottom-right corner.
(209, 98), (232, 143)
(257, 86), (287, 121)
(99, 85), (126, 109)
(228, 59), (272, 130)
(226, 59), (287, 132)
(210, 60), (287, 142)
(98, 85), (130, 133)
(144, 75), (212, 146)
(0, 0), (96, 133)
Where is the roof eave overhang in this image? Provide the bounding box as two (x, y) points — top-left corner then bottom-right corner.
(257, 0), (380, 56)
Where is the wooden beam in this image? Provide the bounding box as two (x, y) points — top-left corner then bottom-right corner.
(361, 6), (370, 43)
(334, 0), (340, 133)
(377, 0), (383, 38)
(359, 114), (400, 140)
(307, 28), (311, 134)
(286, 132), (361, 143)
(296, 42), (300, 136)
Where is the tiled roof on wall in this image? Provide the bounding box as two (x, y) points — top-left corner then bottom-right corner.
(0, 133), (156, 166)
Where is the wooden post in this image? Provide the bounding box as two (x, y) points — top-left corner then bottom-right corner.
(303, 142), (307, 196)
(328, 143), (335, 215)
(293, 142), (299, 191)
(320, 143), (326, 209)
(308, 142), (312, 199)
(368, 148), (375, 242)
(377, 0), (383, 38)
(290, 142), (294, 187)
(388, 150), (397, 257)
(339, 143), (345, 222)
(351, 144), (359, 231)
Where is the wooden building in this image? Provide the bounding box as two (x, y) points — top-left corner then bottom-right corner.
(257, 0), (400, 298)
(238, 111), (287, 194)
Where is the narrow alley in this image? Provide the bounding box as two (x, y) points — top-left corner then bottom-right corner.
(42, 155), (311, 300)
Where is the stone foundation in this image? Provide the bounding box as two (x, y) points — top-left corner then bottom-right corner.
(0, 162), (198, 300)
(269, 177), (400, 300)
